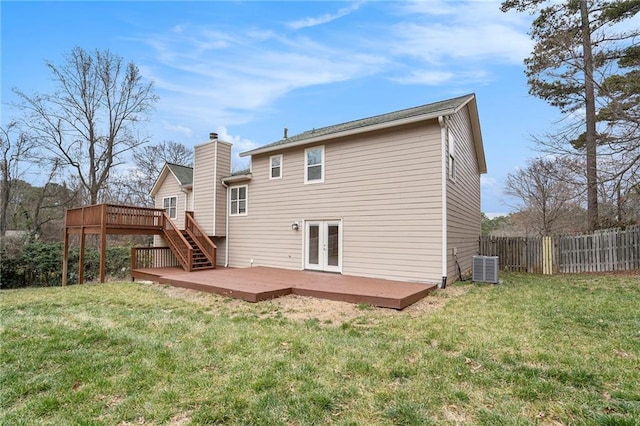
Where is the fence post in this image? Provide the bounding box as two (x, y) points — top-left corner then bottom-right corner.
(542, 236), (553, 274)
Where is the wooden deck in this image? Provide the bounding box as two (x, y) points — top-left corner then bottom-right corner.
(132, 266), (437, 309)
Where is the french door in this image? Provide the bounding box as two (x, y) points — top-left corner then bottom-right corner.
(305, 220), (341, 273)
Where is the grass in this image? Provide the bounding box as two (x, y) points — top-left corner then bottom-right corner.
(1, 273), (639, 425)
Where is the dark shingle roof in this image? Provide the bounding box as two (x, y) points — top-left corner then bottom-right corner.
(166, 163), (193, 186)
(229, 168), (251, 176)
(241, 94), (475, 157)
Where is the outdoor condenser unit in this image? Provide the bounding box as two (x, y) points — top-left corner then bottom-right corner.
(472, 256), (499, 284)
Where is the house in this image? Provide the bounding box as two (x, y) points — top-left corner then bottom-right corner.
(151, 93), (486, 286)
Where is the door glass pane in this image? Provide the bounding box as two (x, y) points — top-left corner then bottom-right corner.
(327, 224), (339, 267)
(308, 225), (319, 264)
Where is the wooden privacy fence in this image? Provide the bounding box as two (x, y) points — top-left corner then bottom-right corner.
(479, 225), (640, 274)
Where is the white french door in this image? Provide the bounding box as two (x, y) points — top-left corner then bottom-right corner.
(305, 220), (341, 273)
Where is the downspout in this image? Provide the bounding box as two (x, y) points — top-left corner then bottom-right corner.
(438, 116), (448, 289)
(221, 179), (230, 267)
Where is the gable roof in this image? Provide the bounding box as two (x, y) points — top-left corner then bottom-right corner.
(166, 163), (193, 186)
(149, 162), (194, 196)
(240, 94), (486, 173)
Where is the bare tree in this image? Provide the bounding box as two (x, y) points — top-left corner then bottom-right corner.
(133, 140), (193, 184)
(0, 122), (35, 236)
(13, 47), (158, 205)
(108, 140), (193, 207)
(505, 157), (586, 236)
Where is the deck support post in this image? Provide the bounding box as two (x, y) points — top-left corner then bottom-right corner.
(99, 204), (107, 283)
(62, 204), (169, 285)
(62, 229), (69, 286)
(79, 229), (86, 284)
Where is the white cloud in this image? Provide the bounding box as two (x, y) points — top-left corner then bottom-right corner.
(162, 122), (193, 136)
(288, 2), (363, 30)
(135, 1), (535, 151)
(389, 0), (533, 66)
(216, 126), (258, 152)
(391, 22), (531, 65)
(392, 70), (454, 85)
(139, 26), (387, 132)
(386, 0), (533, 86)
(214, 126), (259, 171)
(481, 175), (497, 186)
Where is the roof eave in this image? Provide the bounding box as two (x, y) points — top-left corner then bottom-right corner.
(221, 173), (253, 184)
(239, 108), (458, 157)
(149, 165), (170, 197)
(465, 96), (487, 174)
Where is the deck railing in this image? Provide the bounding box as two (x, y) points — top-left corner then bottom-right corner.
(162, 212), (193, 271)
(131, 247), (181, 270)
(185, 211), (217, 268)
(65, 204), (164, 230)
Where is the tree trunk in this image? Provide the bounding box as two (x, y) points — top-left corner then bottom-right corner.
(580, 0), (599, 231)
(0, 164), (9, 237)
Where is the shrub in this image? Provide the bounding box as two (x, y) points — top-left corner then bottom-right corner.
(0, 238), (132, 289)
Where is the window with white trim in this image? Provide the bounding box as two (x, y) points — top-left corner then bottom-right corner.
(163, 196), (177, 219)
(305, 146), (324, 183)
(270, 154), (282, 179)
(448, 129), (456, 181)
(230, 185), (247, 216)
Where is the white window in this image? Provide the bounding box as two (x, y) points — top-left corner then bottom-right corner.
(230, 185), (247, 216)
(305, 146), (324, 184)
(270, 154), (282, 179)
(163, 196), (177, 219)
(448, 129), (456, 181)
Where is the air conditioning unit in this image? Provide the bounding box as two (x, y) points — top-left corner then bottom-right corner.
(472, 256), (499, 283)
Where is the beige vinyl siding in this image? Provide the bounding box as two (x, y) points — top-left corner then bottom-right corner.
(193, 142), (216, 235)
(211, 237), (226, 267)
(193, 140), (232, 237)
(153, 234), (166, 247)
(214, 143), (231, 236)
(154, 174), (187, 230)
(228, 121), (444, 283)
(446, 105), (482, 282)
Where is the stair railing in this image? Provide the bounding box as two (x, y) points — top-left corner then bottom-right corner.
(161, 212), (193, 271)
(185, 212), (217, 268)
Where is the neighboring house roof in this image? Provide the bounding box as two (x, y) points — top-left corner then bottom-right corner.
(240, 93), (486, 173)
(149, 162), (194, 196)
(222, 168), (252, 184)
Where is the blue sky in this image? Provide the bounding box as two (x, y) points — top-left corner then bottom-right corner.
(1, 1), (560, 215)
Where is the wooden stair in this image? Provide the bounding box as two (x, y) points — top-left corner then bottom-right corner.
(182, 230), (214, 270)
(160, 212), (216, 273)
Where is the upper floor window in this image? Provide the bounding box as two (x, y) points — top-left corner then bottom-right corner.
(448, 129), (456, 181)
(163, 196), (177, 219)
(270, 154), (282, 179)
(230, 185), (247, 216)
(305, 146), (324, 184)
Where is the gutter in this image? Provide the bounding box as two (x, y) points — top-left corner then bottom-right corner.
(438, 116), (448, 289)
(221, 173), (252, 184)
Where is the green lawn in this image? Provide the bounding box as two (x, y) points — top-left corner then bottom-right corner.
(1, 273), (639, 425)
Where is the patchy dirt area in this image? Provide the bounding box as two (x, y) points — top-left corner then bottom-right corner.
(150, 282), (469, 326)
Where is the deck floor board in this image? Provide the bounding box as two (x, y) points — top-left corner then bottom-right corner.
(132, 266), (436, 309)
